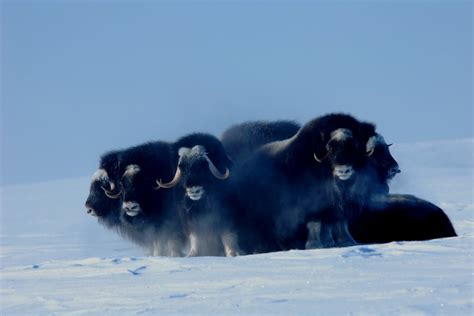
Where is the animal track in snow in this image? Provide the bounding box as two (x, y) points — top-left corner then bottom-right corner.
(127, 265), (147, 275)
(168, 293), (189, 299)
(341, 246), (383, 259)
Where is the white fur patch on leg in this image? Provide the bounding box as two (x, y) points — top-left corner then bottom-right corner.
(221, 231), (243, 257)
(187, 233), (199, 257)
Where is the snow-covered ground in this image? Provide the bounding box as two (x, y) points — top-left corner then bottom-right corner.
(1, 139), (473, 315)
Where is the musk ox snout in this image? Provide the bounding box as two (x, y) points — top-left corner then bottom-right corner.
(186, 186), (205, 201)
(333, 165), (354, 181)
(85, 203), (97, 217)
(122, 201), (142, 217)
(388, 164), (401, 179)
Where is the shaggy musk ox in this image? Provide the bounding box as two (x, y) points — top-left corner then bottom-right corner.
(350, 194), (457, 243)
(118, 141), (186, 256)
(221, 120), (301, 163)
(157, 133), (242, 257)
(230, 113), (379, 253)
(220, 119), (401, 250)
(304, 124), (379, 249)
(304, 125), (404, 249)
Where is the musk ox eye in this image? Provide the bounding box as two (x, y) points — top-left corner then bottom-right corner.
(101, 179), (112, 190)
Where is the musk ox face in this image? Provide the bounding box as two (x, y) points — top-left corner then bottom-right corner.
(157, 145), (230, 201)
(178, 155), (209, 201)
(120, 165), (147, 217)
(85, 168), (122, 217)
(315, 128), (361, 181)
(366, 135), (400, 180)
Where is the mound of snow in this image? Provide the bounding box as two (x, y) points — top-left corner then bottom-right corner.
(1, 139), (472, 314)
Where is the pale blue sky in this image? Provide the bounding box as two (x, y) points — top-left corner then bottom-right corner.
(1, 1), (472, 185)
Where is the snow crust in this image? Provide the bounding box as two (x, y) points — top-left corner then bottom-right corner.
(1, 139), (473, 315)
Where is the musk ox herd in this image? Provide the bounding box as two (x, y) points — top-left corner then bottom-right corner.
(85, 113), (457, 257)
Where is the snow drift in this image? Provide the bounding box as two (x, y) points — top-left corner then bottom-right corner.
(1, 139), (472, 315)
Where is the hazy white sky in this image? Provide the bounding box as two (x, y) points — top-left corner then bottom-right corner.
(1, 1), (472, 185)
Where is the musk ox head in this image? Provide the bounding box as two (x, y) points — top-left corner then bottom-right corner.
(120, 164), (148, 217)
(157, 145), (231, 201)
(85, 168), (122, 217)
(313, 128), (362, 181)
(366, 134), (400, 180)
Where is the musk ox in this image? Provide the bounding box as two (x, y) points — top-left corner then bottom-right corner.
(118, 141), (186, 256)
(230, 113), (378, 253)
(305, 128), (400, 248)
(221, 120), (301, 163)
(304, 125), (378, 249)
(350, 194), (457, 243)
(220, 120), (401, 250)
(157, 133), (242, 257)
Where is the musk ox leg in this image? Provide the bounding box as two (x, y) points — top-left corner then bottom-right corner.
(145, 248), (155, 256)
(168, 239), (184, 257)
(186, 233), (200, 257)
(320, 222), (336, 248)
(305, 221), (335, 249)
(332, 221), (357, 247)
(305, 221), (323, 249)
(221, 231), (244, 257)
(152, 241), (166, 256)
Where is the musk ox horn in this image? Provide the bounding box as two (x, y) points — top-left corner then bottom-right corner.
(204, 155), (230, 180)
(156, 167), (182, 189)
(101, 185), (122, 199)
(313, 152), (327, 163)
(366, 134), (389, 157)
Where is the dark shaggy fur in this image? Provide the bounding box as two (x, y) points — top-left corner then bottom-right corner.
(220, 120), (301, 163)
(366, 135), (400, 194)
(118, 141), (186, 256)
(350, 194), (457, 243)
(174, 133), (233, 175)
(84, 150), (124, 229)
(165, 133), (241, 256)
(229, 113), (377, 253)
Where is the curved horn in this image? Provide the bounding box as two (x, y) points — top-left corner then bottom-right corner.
(313, 152), (326, 163)
(157, 167), (182, 189)
(101, 186), (122, 199)
(152, 181), (161, 190)
(366, 148), (375, 157)
(205, 155), (230, 180)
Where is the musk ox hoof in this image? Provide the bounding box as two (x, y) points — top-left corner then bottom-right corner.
(186, 249), (198, 257)
(225, 249), (244, 257)
(305, 240), (324, 249)
(332, 221), (357, 247)
(306, 221), (336, 249)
